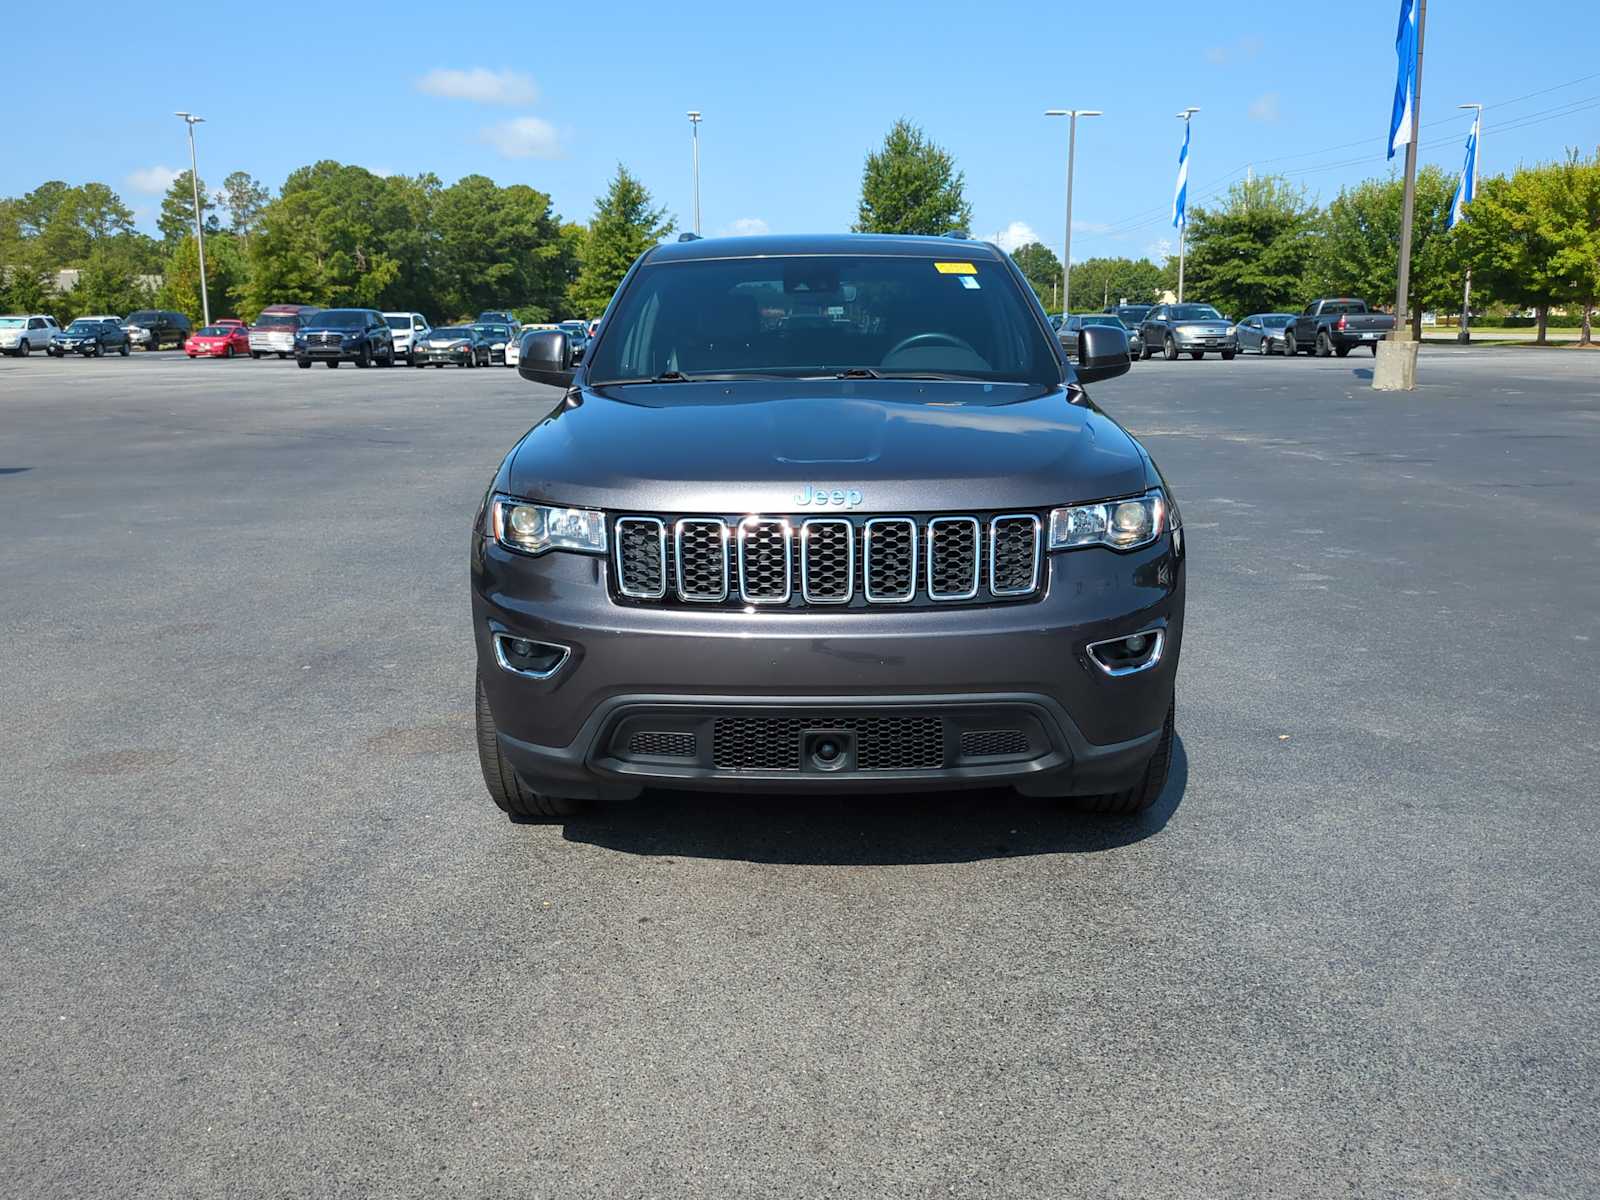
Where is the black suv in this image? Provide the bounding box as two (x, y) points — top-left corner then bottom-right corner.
(472, 234), (1185, 822)
(123, 310), (191, 351)
(293, 308), (397, 368)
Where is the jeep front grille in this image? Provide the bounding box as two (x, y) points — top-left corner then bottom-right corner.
(713, 715), (945, 771)
(612, 512), (1042, 609)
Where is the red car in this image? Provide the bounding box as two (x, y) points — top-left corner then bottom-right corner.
(185, 322), (251, 358)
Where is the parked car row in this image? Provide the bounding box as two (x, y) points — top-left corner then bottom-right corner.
(1048, 297), (1396, 363)
(2, 306), (604, 366)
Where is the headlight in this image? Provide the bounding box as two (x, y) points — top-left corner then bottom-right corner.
(492, 342), (506, 350)
(1049, 490), (1167, 552)
(490, 496), (607, 557)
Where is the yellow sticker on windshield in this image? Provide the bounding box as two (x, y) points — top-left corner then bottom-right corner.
(934, 261), (977, 275)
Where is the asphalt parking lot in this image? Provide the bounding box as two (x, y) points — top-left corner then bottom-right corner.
(2, 346), (1598, 1197)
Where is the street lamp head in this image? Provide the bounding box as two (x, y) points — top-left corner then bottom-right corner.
(1175, 107), (1200, 119)
(1078, 110), (1104, 118)
(175, 111), (205, 124)
(1046, 109), (1103, 118)
(687, 110), (702, 123)
(1456, 102), (1482, 112)
(1044, 109), (1069, 116)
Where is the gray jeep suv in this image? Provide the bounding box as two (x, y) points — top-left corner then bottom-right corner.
(472, 234), (1185, 822)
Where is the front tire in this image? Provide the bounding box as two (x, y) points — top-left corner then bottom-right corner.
(119, 342), (129, 356)
(224, 344), (235, 358)
(1284, 331), (1298, 356)
(297, 359), (312, 369)
(1066, 702), (1175, 816)
(325, 360), (340, 368)
(354, 344), (371, 368)
(251, 350), (262, 359)
(1163, 335), (1178, 361)
(1370, 342), (1380, 356)
(475, 676), (586, 821)
(1316, 331), (1333, 357)
(17, 340), (29, 357)
(1190, 351), (1204, 360)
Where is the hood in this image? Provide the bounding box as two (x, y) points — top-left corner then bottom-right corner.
(505, 379), (1150, 513)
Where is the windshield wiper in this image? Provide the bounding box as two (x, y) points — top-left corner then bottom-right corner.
(834, 367), (881, 379)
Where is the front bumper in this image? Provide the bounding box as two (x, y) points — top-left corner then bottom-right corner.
(415, 347), (472, 364)
(296, 342), (363, 361)
(471, 533), (1185, 799)
(1173, 332), (1237, 351)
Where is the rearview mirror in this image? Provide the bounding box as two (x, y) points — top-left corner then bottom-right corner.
(1075, 325), (1130, 384)
(517, 329), (575, 387)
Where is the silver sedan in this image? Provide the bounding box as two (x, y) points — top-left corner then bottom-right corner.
(1236, 313), (1296, 355)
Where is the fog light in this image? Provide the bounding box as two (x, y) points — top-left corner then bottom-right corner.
(492, 633), (571, 680)
(1085, 628), (1165, 677)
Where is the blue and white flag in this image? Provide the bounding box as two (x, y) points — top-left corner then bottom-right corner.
(1447, 118), (1478, 228)
(1388, 0), (1418, 159)
(1172, 121), (1190, 229)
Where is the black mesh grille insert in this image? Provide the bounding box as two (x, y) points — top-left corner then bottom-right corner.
(960, 728), (1030, 757)
(675, 519), (728, 600)
(800, 520), (853, 602)
(615, 518), (666, 598)
(990, 516), (1040, 595)
(864, 519), (916, 601)
(628, 731), (697, 758)
(712, 716), (945, 771)
(737, 519), (791, 602)
(928, 518), (980, 598)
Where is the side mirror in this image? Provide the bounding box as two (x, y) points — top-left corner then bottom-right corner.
(1075, 325), (1130, 384)
(517, 329), (575, 387)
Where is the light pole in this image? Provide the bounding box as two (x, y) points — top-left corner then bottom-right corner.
(1174, 107), (1199, 303)
(1045, 108), (1101, 316)
(175, 111), (210, 326)
(1456, 102), (1482, 343)
(686, 111), (702, 236)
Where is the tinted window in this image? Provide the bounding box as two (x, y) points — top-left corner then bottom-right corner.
(1170, 305), (1223, 321)
(433, 327), (472, 338)
(127, 310), (159, 324)
(586, 254), (1060, 386)
(1263, 314), (1292, 327)
(254, 313), (297, 330)
(315, 310), (369, 329)
(387, 316), (412, 330)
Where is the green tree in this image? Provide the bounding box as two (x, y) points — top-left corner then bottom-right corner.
(219, 171), (271, 241)
(567, 165), (674, 318)
(1068, 256), (1167, 309)
(31, 183), (136, 266)
(854, 119), (972, 236)
(1312, 165), (1456, 340)
(1453, 166), (1568, 343)
(1183, 175), (1320, 318)
(66, 238), (158, 318)
(159, 232), (248, 324)
(159, 170), (219, 243)
(242, 162), (405, 312)
(434, 174), (572, 321)
(1011, 242), (1063, 307)
(1540, 149), (1600, 345)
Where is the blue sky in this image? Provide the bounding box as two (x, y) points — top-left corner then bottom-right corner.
(5, 0), (1596, 266)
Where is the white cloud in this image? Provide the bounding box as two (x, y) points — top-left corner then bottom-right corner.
(126, 165), (180, 194)
(479, 116), (562, 160)
(1248, 92), (1281, 123)
(720, 217), (770, 237)
(1144, 238), (1173, 262)
(417, 67), (538, 106)
(982, 220), (1042, 253)
(1073, 220), (1114, 236)
(1205, 34), (1263, 65)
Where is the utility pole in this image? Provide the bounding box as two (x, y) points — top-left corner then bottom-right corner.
(1456, 102), (1482, 343)
(175, 112), (210, 326)
(1045, 109), (1101, 317)
(687, 111), (702, 236)
(1175, 108), (1199, 302)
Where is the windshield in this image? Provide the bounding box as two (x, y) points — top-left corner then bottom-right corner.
(197, 326), (232, 336)
(1263, 314), (1293, 327)
(585, 254), (1060, 386)
(125, 311), (159, 325)
(313, 310), (368, 329)
(1076, 315), (1125, 329)
(254, 313), (298, 330)
(0, 317), (23, 328)
(433, 327), (471, 339)
(65, 321), (100, 332)
(1171, 305), (1224, 321)
(386, 316), (413, 330)
(473, 324), (510, 338)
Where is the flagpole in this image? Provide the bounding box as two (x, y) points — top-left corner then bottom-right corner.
(1391, 0), (1427, 340)
(1174, 107), (1198, 302)
(1457, 104), (1482, 343)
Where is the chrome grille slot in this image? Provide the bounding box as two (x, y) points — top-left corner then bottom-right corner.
(674, 518), (729, 601)
(863, 517), (917, 603)
(926, 516), (980, 600)
(989, 514), (1041, 596)
(737, 517), (792, 603)
(800, 519), (854, 603)
(615, 517), (667, 599)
